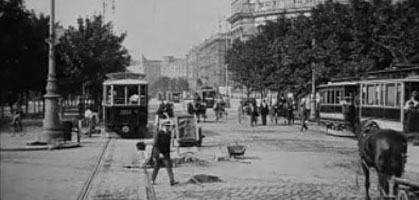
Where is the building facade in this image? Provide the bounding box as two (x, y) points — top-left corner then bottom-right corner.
(187, 33), (231, 92)
(228, 0), (348, 41)
(161, 56), (188, 79)
(137, 55), (162, 86)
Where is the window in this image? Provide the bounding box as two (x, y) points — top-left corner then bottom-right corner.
(327, 90), (331, 104)
(113, 85), (125, 105)
(367, 85), (376, 105)
(396, 84), (401, 106)
(105, 86), (112, 104)
(380, 84), (384, 105)
(127, 85), (138, 105)
(336, 90), (340, 104)
(140, 85), (147, 105)
(361, 85), (367, 105)
(386, 84), (397, 106)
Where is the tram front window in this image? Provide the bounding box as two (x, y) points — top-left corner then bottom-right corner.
(128, 85), (139, 104)
(114, 86), (125, 104)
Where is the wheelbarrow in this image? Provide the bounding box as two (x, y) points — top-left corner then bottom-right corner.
(227, 144), (246, 158)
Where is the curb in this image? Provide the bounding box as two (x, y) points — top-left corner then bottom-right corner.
(0, 143), (81, 152)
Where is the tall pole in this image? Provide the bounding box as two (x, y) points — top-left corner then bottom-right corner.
(224, 19), (230, 103)
(309, 38), (317, 121)
(43, 0), (62, 147)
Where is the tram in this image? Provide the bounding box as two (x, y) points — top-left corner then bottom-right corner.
(317, 64), (419, 137)
(168, 91), (182, 103)
(197, 86), (217, 108)
(102, 72), (148, 138)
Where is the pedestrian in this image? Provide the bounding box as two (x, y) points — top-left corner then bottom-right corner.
(300, 97), (310, 132)
(11, 103), (23, 131)
(155, 99), (174, 127)
(404, 91), (419, 110)
(404, 91), (419, 133)
(213, 97), (223, 121)
(151, 118), (179, 186)
(250, 102), (259, 126)
(259, 99), (269, 125)
(238, 100), (244, 124)
(285, 99), (295, 125)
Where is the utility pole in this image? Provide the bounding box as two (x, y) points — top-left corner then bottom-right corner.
(310, 38), (317, 121)
(43, 0), (62, 148)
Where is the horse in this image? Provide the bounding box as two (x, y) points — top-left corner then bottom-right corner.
(213, 100), (225, 121)
(346, 104), (408, 200)
(187, 101), (206, 123)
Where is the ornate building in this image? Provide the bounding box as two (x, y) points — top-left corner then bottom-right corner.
(161, 56), (187, 79)
(227, 0), (348, 41)
(187, 33), (231, 92)
(137, 55), (162, 86)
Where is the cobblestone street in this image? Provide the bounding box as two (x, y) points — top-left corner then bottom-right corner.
(1, 103), (418, 200)
(150, 105), (419, 200)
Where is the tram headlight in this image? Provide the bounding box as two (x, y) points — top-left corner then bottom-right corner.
(121, 126), (130, 133)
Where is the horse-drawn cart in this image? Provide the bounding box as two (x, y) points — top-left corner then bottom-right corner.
(172, 114), (203, 148)
(394, 177), (419, 200)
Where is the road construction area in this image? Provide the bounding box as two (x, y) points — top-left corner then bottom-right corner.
(1, 101), (418, 200)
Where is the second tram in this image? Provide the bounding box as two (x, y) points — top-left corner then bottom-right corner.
(317, 64), (419, 137)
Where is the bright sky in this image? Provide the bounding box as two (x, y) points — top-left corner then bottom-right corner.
(25, 0), (231, 60)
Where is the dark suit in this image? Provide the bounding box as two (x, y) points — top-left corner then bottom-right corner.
(151, 128), (175, 184)
(260, 103), (269, 125)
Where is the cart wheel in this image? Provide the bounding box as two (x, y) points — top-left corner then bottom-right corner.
(397, 190), (409, 200)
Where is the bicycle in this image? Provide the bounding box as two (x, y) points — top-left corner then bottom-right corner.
(10, 114), (25, 137)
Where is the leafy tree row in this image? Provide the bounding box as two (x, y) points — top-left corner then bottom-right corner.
(0, 0), (131, 109)
(0, 0), (49, 107)
(225, 0), (419, 99)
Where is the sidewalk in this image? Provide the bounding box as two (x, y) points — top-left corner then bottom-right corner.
(0, 126), (82, 151)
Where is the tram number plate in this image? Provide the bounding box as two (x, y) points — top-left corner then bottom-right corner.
(119, 110), (132, 115)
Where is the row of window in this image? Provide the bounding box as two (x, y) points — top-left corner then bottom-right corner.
(362, 83), (401, 107)
(104, 85), (147, 105)
(319, 83), (402, 107)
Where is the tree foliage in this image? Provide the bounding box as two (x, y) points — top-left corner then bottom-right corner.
(225, 0), (419, 98)
(56, 15), (131, 102)
(0, 0), (49, 103)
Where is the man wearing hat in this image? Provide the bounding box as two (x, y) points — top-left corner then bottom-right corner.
(404, 91), (419, 110)
(151, 118), (178, 186)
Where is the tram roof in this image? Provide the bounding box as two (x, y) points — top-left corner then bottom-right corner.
(318, 75), (419, 89)
(103, 79), (148, 85)
(317, 81), (359, 88)
(104, 72), (148, 85)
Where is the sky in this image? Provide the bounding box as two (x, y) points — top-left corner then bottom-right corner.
(25, 0), (231, 60)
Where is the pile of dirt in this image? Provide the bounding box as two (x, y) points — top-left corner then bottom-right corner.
(186, 174), (223, 185)
(172, 153), (208, 166)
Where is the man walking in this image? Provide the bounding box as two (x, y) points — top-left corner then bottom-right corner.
(151, 119), (179, 186)
(300, 96), (310, 132)
(259, 99), (269, 125)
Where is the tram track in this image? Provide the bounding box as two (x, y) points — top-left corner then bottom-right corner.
(77, 137), (112, 200)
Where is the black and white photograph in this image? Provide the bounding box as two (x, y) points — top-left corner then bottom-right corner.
(1, 0), (418, 199)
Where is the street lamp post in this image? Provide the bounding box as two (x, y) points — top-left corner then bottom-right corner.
(42, 0), (62, 147)
(309, 38), (317, 121)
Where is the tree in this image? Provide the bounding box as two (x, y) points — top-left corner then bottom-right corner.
(226, 39), (257, 97)
(150, 76), (170, 96)
(226, 0), (419, 99)
(0, 0), (49, 108)
(56, 15), (131, 103)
